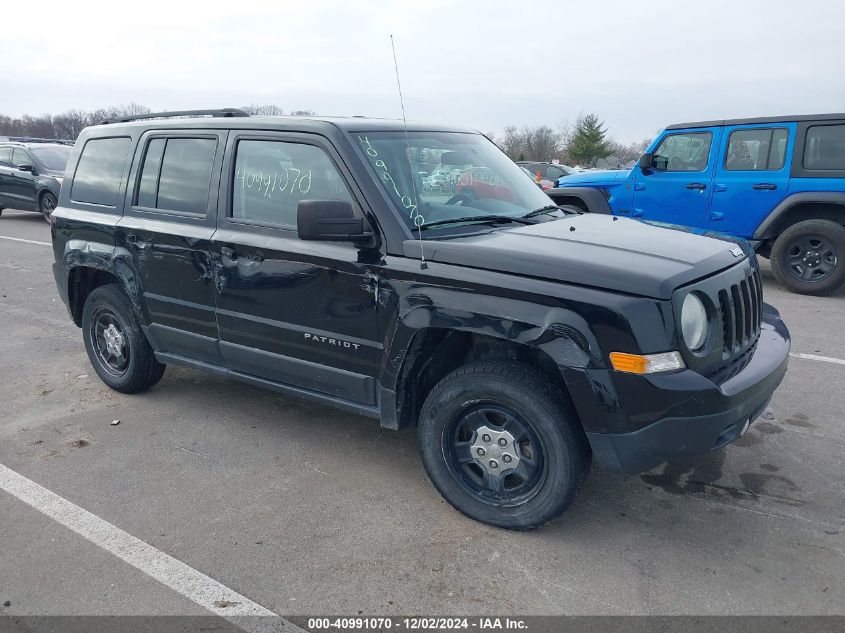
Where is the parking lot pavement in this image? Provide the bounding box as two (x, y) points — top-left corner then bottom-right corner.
(0, 208), (843, 616)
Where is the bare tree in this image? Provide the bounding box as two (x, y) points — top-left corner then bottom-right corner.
(498, 126), (525, 160)
(522, 125), (563, 162)
(607, 137), (652, 163)
(240, 104), (286, 116)
(51, 110), (90, 139)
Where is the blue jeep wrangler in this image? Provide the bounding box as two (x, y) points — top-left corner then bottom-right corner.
(551, 114), (845, 295)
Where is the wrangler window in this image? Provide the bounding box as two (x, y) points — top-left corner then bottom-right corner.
(725, 128), (788, 170)
(652, 132), (712, 172)
(804, 124), (845, 170)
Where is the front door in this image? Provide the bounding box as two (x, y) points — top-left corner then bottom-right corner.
(9, 148), (38, 210)
(116, 130), (227, 365)
(709, 124), (793, 238)
(632, 128), (719, 228)
(212, 131), (382, 406)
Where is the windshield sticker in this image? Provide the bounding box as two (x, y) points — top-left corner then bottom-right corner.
(358, 135), (424, 227)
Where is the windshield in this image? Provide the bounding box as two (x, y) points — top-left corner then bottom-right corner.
(356, 131), (553, 233)
(30, 146), (71, 172)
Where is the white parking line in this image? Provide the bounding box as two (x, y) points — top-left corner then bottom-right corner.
(0, 235), (51, 247)
(0, 462), (300, 632)
(789, 352), (845, 366)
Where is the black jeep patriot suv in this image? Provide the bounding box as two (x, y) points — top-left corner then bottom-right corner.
(51, 109), (790, 529)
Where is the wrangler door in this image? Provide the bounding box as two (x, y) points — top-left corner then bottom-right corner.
(212, 131), (382, 406)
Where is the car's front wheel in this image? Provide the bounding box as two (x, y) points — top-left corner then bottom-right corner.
(770, 219), (845, 295)
(39, 191), (57, 223)
(82, 284), (166, 393)
(418, 360), (591, 530)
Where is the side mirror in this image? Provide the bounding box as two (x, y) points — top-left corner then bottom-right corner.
(297, 199), (373, 243)
(638, 152), (653, 174)
(17, 164), (34, 173)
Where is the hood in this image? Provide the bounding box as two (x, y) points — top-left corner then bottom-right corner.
(557, 169), (631, 186)
(404, 214), (747, 299)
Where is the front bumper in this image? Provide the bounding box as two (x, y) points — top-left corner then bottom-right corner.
(579, 304), (790, 474)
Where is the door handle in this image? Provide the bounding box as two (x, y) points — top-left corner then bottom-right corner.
(711, 212), (725, 221)
(752, 183), (777, 190)
(220, 246), (237, 260)
(685, 183), (707, 190)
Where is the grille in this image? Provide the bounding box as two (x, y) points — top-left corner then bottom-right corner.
(717, 267), (763, 359)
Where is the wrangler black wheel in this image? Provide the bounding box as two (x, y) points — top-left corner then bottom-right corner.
(82, 284), (166, 393)
(771, 219), (845, 295)
(418, 360), (590, 530)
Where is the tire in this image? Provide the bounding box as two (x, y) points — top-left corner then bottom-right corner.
(39, 191), (57, 223)
(81, 284), (166, 393)
(770, 219), (845, 295)
(418, 360), (591, 530)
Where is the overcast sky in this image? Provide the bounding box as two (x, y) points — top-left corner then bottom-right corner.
(4, 0), (843, 142)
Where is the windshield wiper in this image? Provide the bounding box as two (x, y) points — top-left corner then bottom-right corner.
(523, 204), (564, 219)
(418, 215), (537, 231)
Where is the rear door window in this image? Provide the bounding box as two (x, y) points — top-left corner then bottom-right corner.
(231, 139), (354, 228)
(0, 147), (12, 165)
(71, 137), (132, 206)
(135, 137), (217, 215)
(725, 128), (789, 170)
(804, 124), (845, 170)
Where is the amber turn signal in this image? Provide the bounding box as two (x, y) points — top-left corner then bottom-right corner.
(609, 351), (685, 374)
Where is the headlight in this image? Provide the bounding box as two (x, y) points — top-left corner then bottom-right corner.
(681, 293), (708, 351)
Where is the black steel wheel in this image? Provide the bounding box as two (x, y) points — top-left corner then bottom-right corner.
(82, 284), (166, 393)
(443, 403), (546, 507)
(771, 219), (845, 295)
(418, 360), (591, 530)
(89, 308), (130, 377)
(40, 191), (57, 223)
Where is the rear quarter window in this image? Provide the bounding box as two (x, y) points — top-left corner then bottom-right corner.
(71, 137), (132, 206)
(804, 124), (845, 170)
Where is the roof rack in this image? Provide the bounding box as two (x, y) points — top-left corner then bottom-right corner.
(99, 108), (250, 125)
(0, 136), (75, 145)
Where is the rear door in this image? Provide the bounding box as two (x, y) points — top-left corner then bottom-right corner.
(632, 128), (720, 227)
(116, 130), (227, 365)
(212, 131), (382, 406)
(709, 123), (793, 238)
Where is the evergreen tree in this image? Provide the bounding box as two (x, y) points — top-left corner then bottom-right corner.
(567, 114), (612, 166)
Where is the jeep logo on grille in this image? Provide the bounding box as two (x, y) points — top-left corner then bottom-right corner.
(304, 332), (360, 350)
(730, 246), (744, 257)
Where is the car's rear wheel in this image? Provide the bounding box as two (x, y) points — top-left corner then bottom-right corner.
(82, 284), (166, 393)
(39, 191), (57, 223)
(770, 219), (845, 295)
(417, 360), (591, 530)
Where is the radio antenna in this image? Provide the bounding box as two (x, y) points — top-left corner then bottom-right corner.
(390, 34), (427, 269)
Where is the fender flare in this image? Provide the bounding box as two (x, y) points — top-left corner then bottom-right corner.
(545, 187), (612, 214)
(62, 242), (144, 324)
(753, 191), (845, 240)
(376, 284), (604, 428)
